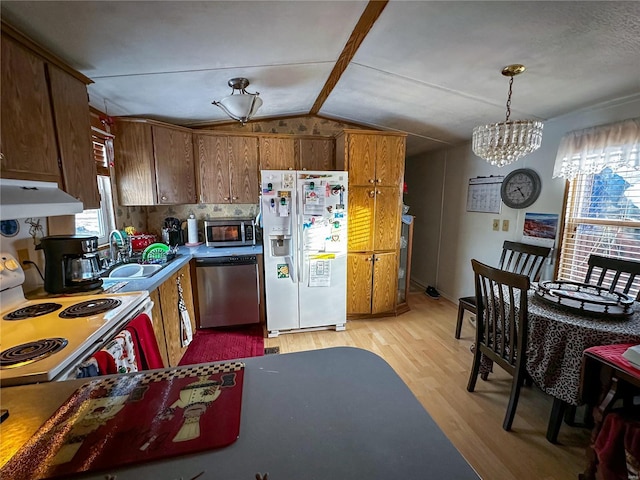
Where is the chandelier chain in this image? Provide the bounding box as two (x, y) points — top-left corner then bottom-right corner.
(505, 76), (513, 122)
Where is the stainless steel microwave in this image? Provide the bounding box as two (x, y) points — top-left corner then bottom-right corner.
(204, 218), (256, 247)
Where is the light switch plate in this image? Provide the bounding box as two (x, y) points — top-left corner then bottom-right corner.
(492, 219), (499, 231)
(502, 219), (510, 231)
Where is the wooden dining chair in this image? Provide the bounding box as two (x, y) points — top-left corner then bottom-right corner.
(467, 259), (531, 431)
(455, 241), (551, 339)
(584, 254), (640, 301)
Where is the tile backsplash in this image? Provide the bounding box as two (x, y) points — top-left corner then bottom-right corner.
(116, 204), (258, 240)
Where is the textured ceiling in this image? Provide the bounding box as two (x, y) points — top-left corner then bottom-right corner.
(2, 1), (639, 157)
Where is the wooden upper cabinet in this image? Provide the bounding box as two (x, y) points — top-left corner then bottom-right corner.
(229, 135), (259, 204)
(259, 136), (295, 170)
(376, 134), (405, 187)
(195, 133), (259, 204)
(48, 64), (100, 209)
(0, 34), (60, 182)
(153, 125), (196, 204)
(344, 134), (377, 186)
(113, 121), (156, 205)
(196, 133), (230, 204)
(336, 130), (406, 187)
(113, 119), (195, 205)
(296, 137), (335, 170)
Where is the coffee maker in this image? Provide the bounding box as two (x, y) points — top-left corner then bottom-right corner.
(37, 235), (103, 294)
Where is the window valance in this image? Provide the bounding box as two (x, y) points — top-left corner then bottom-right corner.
(552, 118), (639, 179)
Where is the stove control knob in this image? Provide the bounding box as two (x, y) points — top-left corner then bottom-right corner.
(4, 258), (19, 271)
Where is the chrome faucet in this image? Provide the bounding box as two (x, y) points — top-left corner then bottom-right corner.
(108, 230), (128, 265)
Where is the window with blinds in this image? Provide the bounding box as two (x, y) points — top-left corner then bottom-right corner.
(558, 163), (640, 294)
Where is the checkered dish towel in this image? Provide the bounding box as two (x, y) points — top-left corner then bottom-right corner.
(177, 275), (193, 348)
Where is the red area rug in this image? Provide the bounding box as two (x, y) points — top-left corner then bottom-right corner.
(178, 323), (265, 366)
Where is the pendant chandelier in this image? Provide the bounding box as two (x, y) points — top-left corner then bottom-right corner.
(472, 64), (544, 167)
(212, 77), (263, 126)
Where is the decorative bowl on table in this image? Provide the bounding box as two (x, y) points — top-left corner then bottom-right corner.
(534, 280), (635, 318)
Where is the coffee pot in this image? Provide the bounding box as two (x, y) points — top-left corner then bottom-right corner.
(162, 217), (185, 247)
(37, 235), (103, 294)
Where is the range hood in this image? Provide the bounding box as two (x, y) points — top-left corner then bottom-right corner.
(0, 178), (83, 220)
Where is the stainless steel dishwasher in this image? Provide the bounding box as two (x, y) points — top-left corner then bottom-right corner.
(195, 255), (260, 328)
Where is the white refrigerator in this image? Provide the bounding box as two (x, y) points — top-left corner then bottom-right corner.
(260, 170), (348, 337)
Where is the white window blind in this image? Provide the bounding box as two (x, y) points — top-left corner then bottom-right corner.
(558, 164), (640, 296)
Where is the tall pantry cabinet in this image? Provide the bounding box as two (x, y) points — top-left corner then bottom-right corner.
(335, 130), (407, 317)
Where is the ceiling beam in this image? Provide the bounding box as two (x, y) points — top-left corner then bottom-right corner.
(309, 0), (388, 115)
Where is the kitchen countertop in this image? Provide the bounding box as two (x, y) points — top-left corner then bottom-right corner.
(106, 244), (263, 293)
(0, 347), (480, 479)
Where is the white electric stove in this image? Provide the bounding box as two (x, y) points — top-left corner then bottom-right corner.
(0, 253), (151, 387)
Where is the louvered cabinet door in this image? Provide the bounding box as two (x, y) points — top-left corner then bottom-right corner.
(347, 253), (374, 315)
(196, 134), (230, 204)
(153, 125), (196, 204)
(47, 64), (100, 209)
(372, 252), (398, 314)
(229, 135), (259, 204)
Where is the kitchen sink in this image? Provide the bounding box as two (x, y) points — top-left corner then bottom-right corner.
(103, 262), (165, 280)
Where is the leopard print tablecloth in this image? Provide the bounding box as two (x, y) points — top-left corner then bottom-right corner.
(478, 290), (640, 406)
(526, 293), (640, 405)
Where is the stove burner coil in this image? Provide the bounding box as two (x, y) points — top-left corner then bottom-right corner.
(0, 338), (68, 367)
(3, 303), (63, 320)
(59, 298), (122, 318)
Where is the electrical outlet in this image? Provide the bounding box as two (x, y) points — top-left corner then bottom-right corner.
(492, 219), (499, 231)
(502, 219), (510, 231)
(16, 248), (30, 269)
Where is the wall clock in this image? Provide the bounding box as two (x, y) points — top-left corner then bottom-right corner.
(500, 168), (542, 209)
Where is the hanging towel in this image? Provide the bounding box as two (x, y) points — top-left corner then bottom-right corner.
(92, 350), (117, 375)
(176, 275), (193, 348)
(126, 313), (165, 369)
(102, 330), (138, 374)
(75, 357), (100, 378)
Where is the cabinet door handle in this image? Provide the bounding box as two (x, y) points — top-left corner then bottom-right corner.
(223, 196), (230, 201)
(232, 196), (238, 200)
(161, 195), (167, 201)
(365, 257), (372, 262)
(368, 179), (375, 184)
(375, 178), (382, 183)
(373, 256), (379, 262)
(376, 190), (382, 195)
(368, 190), (375, 198)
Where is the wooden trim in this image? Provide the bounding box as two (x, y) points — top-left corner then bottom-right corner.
(309, 1), (389, 114)
(114, 117), (193, 133)
(1, 20), (93, 85)
(336, 128), (407, 138)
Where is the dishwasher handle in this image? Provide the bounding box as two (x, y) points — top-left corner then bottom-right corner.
(195, 256), (257, 267)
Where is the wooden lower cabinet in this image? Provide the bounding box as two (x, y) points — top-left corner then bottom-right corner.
(149, 289), (169, 368)
(347, 251), (398, 316)
(151, 263), (197, 367)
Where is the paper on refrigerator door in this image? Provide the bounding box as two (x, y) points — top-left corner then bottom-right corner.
(309, 259), (331, 287)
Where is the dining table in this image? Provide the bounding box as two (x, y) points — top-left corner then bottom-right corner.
(480, 284), (640, 443)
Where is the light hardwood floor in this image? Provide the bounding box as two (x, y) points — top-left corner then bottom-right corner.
(264, 290), (590, 480)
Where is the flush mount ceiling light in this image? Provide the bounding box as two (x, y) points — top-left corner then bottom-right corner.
(472, 64), (544, 167)
(212, 77), (263, 125)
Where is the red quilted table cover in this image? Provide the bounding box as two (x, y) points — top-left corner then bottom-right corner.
(585, 343), (640, 379)
(1, 362), (245, 480)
